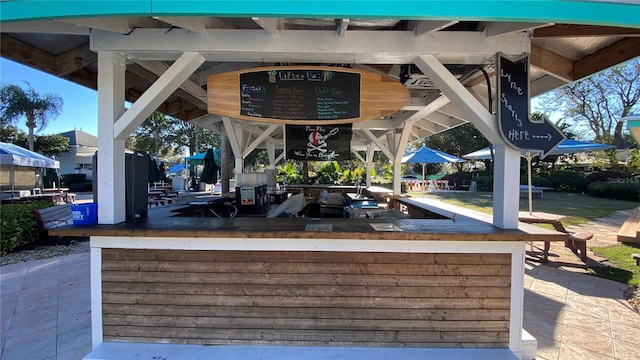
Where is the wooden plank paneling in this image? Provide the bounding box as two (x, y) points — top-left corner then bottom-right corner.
(102, 304), (511, 321)
(102, 249), (511, 347)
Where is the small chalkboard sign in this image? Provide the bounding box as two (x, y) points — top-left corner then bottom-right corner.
(498, 54), (563, 158)
(239, 69), (360, 121)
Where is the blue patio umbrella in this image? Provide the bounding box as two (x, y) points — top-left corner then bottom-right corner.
(462, 139), (614, 160)
(463, 139), (615, 213)
(401, 146), (465, 196)
(169, 163), (186, 173)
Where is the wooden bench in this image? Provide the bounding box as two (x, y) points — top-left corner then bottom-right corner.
(148, 198), (167, 207)
(566, 232), (593, 262)
(160, 197), (174, 204)
(617, 208), (640, 243)
(32, 204), (74, 238)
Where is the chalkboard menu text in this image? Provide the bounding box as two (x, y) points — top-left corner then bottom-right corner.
(498, 54), (563, 158)
(239, 69), (361, 121)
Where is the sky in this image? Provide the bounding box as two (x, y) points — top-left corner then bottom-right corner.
(0, 58), (99, 136)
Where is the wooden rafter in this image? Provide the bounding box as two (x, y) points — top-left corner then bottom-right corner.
(530, 44), (574, 82)
(573, 38), (640, 80)
(1, 34), (57, 73)
(55, 44), (97, 76)
(533, 24), (640, 38)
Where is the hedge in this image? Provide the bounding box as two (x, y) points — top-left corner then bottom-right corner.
(1, 201), (54, 255)
(587, 181), (640, 202)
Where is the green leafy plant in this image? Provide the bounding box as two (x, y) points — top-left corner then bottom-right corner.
(276, 161), (302, 184)
(1, 202), (54, 254)
(315, 161), (342, 184)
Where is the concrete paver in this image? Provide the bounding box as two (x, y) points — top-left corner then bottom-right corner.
(1, 206), (638, 360)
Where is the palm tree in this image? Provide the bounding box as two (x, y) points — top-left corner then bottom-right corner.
(0, 82), (63, 150)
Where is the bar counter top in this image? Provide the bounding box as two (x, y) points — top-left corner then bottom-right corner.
(49, 199), (567, 242)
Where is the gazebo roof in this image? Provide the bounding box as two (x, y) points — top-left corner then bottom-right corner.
(1, 1), (638, 151)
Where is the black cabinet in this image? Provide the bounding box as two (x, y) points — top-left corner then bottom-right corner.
(93, 152), (148, 220)
(235, 185), (267, 214)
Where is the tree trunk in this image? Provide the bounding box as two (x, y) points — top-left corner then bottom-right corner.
(221, 135), (232, 193)
(302, 160), (309, 184)
(28, 126), (35, 151)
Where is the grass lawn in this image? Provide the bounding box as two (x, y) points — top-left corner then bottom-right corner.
(408, 190), (640, 285)
(589, 244), (640, 286)
(410, 191), (636, 227)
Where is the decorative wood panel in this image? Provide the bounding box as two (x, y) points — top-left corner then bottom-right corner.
(207, 66), (410, 124)
(102, 249), (511, 347)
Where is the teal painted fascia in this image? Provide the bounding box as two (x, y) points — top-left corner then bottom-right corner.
(627, 119), (640, 129)
(0, 0), (152, 22)
(1, 1), (639, 29)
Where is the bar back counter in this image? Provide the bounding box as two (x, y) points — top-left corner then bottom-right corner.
(50, 200), (565, 359)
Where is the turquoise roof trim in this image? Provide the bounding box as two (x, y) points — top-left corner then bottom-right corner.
(627, 119), (640, 128)
(1, 1), (152, 21)
(1, 1), (639, 28)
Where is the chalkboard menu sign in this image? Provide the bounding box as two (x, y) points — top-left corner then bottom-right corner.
(498, 54), (563, 157)
(239, 69), (361, 121)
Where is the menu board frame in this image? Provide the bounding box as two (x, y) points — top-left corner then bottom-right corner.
(207, 66), (410, 125)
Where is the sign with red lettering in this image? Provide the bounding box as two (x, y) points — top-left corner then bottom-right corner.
(497, 54), (564, 158)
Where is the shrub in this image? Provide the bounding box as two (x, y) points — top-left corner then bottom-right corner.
(585, 171), (633, 185)
(529, 174), (555, 188)
(1, 201), (54, 255)
(61, 173), (87, 186)
(444, 172), (473, 190)
(587, 181), (640, 202)
(474, 175), (494, 191)
(549, 170), (587, 192)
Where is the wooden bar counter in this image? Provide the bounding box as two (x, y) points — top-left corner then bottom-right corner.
(51, 202), (565, 359)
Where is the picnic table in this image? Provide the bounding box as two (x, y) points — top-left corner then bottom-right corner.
(518, 211), (592, 262)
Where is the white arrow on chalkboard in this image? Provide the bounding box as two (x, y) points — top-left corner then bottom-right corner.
(500, 115), (565, 159)
(497, 54), (564, 158)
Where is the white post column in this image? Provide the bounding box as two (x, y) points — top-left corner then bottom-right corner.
(365, 144), (374, 187)
(222, 117), (244, 175)
(97, 52), (126, 224)
(492, 144), (521, 228)
(266, 142), (276, 169)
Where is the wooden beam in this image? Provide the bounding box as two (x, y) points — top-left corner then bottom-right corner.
(61, 68), (97, 90)
(127, 62), (207, 110)
(0, 34), (57, 74)
(411, 20), (459, 37)
(485, 22), (553, 37)
(154, 17), (206, 33)
(533, 24), (640, 38)
(252, 17), (281, 36)
(55, 44), (97, 76)
(573, 38), (640, 80)
(337, 19), (349, 37)
(530, 44), (574, 82)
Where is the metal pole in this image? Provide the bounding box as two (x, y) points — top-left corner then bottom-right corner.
(526, 152), (533, 214)
(422, 163), (426, 198)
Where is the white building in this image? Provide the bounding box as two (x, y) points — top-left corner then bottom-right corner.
(58, 129), (98, 180)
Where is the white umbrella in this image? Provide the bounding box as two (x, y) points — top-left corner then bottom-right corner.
(463, 139), (615, 213)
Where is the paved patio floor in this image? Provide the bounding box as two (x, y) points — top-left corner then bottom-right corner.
(1, 206), (639, 360)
